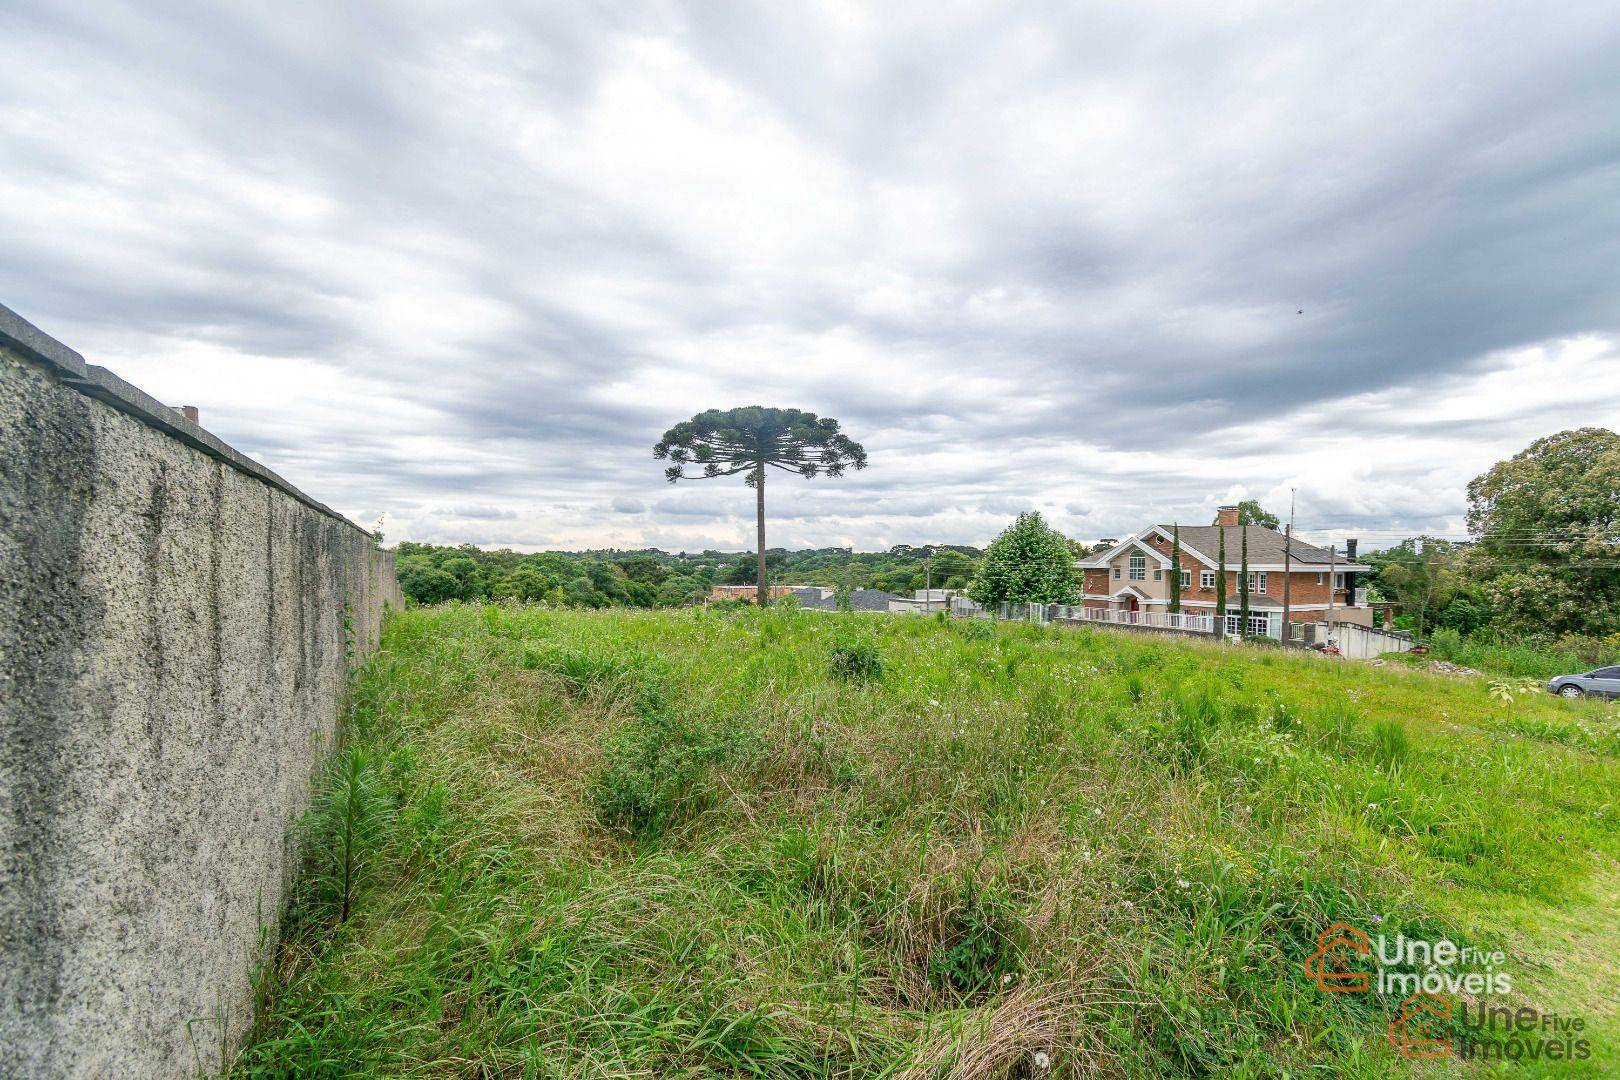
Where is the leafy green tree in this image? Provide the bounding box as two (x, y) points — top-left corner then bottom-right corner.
(398, 564), (461, 605)
(1216, 500), (1281, 530)
(966, 512), (1080, 606)
(656, 407), (868, 604)
(1214, 529), (1228, 639)
(930, 549), (977, 585)
(491, 567), (552, 602)
(1466, 427), (1620, 636)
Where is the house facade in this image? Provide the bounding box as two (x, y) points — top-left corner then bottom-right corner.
(1076, 505), (1373, 637)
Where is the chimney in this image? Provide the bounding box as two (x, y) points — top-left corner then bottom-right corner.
(1345, 539), (1358, 560)
(1216, 505), (1240, 527)
(173, 405), (199, 425)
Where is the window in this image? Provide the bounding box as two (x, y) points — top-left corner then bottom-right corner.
(1112, 567), (1120, 579)
(1180, 570), (1191, 588)
(1153, 568), (1162, 581)
(1128, 553), (1145, 581)
(1200, 570), (1215, 589)
(1247, 572), (1268, 592)
(1224, 613), (1273, 637)
(1333, 572), (1345, 589)
(1316, 572), (1325, 585)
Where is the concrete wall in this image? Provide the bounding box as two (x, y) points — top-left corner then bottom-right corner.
(0, 305), (402, 1078)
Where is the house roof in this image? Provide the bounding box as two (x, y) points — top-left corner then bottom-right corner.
(1151, 525), (1372, 572)
(798, 588), (903, 612)
(1077, 535), (1174, 570)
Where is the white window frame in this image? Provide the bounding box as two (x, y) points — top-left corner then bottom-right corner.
(1200, 570), (1215, 589)
(1334, 572), (1345, 589)
(1128, 553), (1146, 581)
(1153, 568), (1162, 581)
(1180, 570), (1191, 588)
(1113, 566), (1121, 579)
(1247, 572), (1268, 592)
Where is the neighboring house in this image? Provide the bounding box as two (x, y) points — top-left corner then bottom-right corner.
(1076, 505), (1373, 637)
(703, 586), (829, 605)
(799, 588), (904, 612)
(887, 588), (963, 615)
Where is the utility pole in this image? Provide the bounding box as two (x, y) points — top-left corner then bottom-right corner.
(1326, 540), (1338, 644)
(1281, 489), (1295, 644)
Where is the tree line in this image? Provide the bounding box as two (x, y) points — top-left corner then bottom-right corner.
(393, 542), (984, 608)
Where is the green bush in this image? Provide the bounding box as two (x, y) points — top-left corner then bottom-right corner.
(589, 688), (754, 840)
(953, 618), (994, 642)
(829, 638), (884, 683)
(925, 882), (1021, 998)
(1428, 626), (1464, 658)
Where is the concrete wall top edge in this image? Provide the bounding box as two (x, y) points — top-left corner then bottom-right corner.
(1, 301), (374, 540)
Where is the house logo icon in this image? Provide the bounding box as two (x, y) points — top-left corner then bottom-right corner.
(1304, 922), (1372, 993)
(1388, 992), (1452, 1059)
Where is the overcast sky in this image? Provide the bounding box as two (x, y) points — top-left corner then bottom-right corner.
(4, 3), (1619, 552)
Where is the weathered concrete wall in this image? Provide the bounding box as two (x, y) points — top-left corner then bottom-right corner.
(0, 305), (402, 1078)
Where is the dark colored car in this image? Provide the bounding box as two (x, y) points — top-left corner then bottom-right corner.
(1548, 666), (1620, 700)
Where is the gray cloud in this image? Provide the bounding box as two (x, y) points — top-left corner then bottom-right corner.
(3, 2), (1618, 552)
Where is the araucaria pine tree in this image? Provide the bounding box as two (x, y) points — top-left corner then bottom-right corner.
(1169, 524), (1183, 614)
(1214, 528), (1228, 639)
(966, 511), (1081, 607)
(1238, 526), (1251, 639)
(655, 407), (867, 604)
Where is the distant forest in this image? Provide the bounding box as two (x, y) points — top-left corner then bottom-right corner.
(392, 542), (985, 608)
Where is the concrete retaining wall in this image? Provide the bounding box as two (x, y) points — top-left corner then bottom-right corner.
(0, 305), (402, 1078)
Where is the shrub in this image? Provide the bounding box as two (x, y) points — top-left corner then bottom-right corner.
(925, 882), (1021, 998)
(589, 688), (754, 840)
(829, 638), (884, 684)
(295, 746), (395, 926)
(1428, 626), (1463, 659)
(954, 618), (994, 642)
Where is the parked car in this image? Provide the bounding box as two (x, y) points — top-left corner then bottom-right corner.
(1548, 666), (1620, 700)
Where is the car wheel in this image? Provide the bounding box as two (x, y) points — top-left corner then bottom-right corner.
(1559, 685), (1584, 699)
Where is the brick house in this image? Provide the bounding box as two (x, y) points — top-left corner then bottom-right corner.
(1076, 505), (1373, 637)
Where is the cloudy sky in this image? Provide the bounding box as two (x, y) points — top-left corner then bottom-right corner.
(4, 2), (1619, 553)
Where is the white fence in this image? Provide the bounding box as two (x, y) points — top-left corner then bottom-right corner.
(1071, 606), (1216, 633)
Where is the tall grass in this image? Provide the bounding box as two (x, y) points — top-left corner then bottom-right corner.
(1423, 627), (1619, 678)
(231, 605), (1620, 1078)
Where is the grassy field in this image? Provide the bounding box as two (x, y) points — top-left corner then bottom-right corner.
(232, 606), (1620, 1078)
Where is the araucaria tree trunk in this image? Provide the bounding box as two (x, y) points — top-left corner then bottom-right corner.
(754, 463), (767, 604)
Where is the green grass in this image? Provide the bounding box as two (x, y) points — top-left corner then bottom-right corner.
(231, 606), (1620, 1077)
(1416, 628), (1619, 679)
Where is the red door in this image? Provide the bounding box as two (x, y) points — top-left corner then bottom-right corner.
(1127, 595), (1139, 621)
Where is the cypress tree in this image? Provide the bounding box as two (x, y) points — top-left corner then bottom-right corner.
(1214, 528), (1227, 640)
(1169, 524), (1182, 614)
(1238, 526), (1251, 640)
